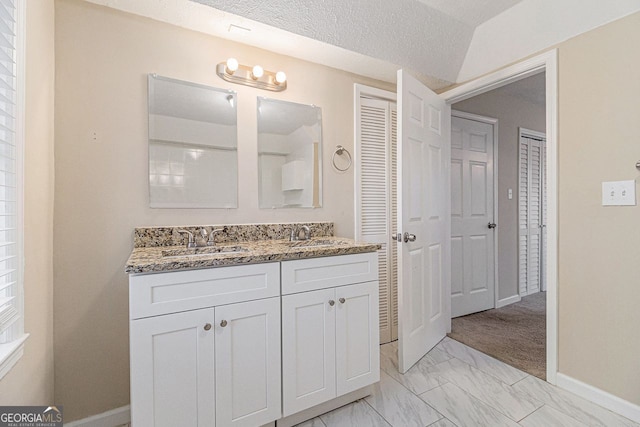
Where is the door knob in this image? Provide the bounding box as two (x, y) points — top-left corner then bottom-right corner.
(204, 323), (212, 331)
(488, 222), (497, 229)
(328, 300), (335, 306)
(391, 233), (402, 242)
(403, 232), (416, 242)
(339, 298), (346, 304)
(220, 320), (228, 327)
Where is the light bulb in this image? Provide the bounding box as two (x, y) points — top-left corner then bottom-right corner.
(226, 57), (239, 73)
(252, 65), (264, 79)
(275, 71), (287, 84)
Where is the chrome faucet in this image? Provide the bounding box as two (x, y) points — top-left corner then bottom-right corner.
(177, 227), (225, 248)
(177, 229), (197, 248)
(290, 225), (311, 241)
(207, 228), (225, 246)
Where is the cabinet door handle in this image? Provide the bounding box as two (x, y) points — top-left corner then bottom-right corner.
(328, 300), (335, 306)
(220, 320), (228, 327)
(339, 298), (346, 304)
(204, 323), (212, 331)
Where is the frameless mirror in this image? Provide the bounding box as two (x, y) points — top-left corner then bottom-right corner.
(148, 74), (238, 208)
(257, 97), (322, 208)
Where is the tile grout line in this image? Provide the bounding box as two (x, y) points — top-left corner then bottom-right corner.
(438, 341), (531, 386)
(360, 398), (394, 427)
(429, 380), (542, 425)
(378, 368), (448, 422)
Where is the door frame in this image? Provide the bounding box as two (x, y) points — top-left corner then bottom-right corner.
(442, 49), (558, 384)
(451, 110), (501, 311)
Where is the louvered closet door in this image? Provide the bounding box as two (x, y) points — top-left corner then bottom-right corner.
(519, 132), (546, 296)
(356, 97), (398, 344)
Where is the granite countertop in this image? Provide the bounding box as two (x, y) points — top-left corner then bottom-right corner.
(125, 236), (381, 274)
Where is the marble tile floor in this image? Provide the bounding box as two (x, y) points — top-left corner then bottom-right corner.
(297, 337), (638, 427)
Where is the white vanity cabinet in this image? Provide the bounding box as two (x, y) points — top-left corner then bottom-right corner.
(129, 250), (380, 427)
(129, 263), (281, 427)
(280, 253), (380, 417)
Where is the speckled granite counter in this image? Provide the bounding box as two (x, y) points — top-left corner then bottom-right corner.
(125, 222), (380, 274)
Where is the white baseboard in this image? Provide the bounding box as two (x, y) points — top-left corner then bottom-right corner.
(64, 405), (130, 427)
(497, 294), (521, 308)
(556, 373), (640, 424)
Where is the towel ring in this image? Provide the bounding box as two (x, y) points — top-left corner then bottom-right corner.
(332, 145), (352, 172)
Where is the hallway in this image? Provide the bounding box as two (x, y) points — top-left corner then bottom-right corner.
(449, 292), (546, 379)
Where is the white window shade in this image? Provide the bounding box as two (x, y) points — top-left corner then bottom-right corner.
(0, 0), (27, 378)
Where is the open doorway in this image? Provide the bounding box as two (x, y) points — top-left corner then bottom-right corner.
(448, 72), (548, 379)
(355, 50), (558, 384)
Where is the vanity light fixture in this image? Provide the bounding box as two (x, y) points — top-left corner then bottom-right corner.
(217, 58), (287, 92)
(225, 57), (239, 74)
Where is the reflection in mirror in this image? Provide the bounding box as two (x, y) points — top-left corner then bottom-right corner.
(257, 97), (322, 208)
(148, 74), (238, 208)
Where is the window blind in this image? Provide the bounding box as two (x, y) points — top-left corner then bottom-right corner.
(0, 0), (19, 344)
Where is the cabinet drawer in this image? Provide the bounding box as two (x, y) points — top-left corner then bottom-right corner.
(281, 252), (378, 295)
(129, 263), (280, 319)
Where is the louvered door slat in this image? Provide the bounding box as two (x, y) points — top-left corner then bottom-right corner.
(357, 96), (398, 344)
(519, 131), (546, 297)
(390, 106), (398, 340)
(360, 103), (388, 237)
(518, 141), (528, 295)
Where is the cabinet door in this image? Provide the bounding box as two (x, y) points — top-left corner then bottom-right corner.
(335, 281), (380, 396)
(130, 309), (215, 427)
(214, 297), (281, 427)
(282, 288), (336, 416)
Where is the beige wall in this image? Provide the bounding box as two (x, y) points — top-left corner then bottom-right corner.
(0, 1), (55, 404)
(53, 0), (393, 421)
(453, 78), (546, 301)
(557, 12), (640, 405)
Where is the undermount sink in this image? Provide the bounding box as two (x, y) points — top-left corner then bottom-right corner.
(162, 246), (248, 258)
(284, 239), (348, 248)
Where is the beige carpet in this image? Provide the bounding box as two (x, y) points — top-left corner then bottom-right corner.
(448, 292), (546, 380)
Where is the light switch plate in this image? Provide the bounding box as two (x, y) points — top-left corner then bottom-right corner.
(602, 180), (636, 206)
(618, 180), (636, 206)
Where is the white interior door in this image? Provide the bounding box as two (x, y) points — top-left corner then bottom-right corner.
(355, 96), (398, 345)
(451, 114), (495, 317)
(397, 70), (450, 373)
(518, 129), (546, 296)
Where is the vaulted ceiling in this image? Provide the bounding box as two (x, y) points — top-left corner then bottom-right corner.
(87, 0), (640, 89)
(191, 0), (522, 86)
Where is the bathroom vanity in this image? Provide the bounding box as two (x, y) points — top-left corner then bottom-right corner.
(125, 223), (380, 427)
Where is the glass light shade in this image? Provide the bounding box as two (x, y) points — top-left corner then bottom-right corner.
(226, 57), (239, 73)
(275, 71), (287, 84)
(252, 65), (264, 79)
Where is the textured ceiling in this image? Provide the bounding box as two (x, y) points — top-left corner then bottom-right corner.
(191, 0), (476, 83)
(416, 0), (522, 26)
(86, 0), (640, 88)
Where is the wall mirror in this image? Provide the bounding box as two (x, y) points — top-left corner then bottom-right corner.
(257, 97), (322, 208)
(148, 74), (238, 208)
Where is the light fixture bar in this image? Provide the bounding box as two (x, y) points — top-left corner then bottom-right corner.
(216, 62), (287, 92)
